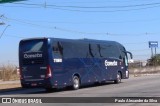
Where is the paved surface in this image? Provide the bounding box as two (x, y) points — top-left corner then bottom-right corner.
(0, 75), (160, 106)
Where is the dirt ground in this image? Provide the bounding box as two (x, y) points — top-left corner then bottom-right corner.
(0, 82), (21, 90)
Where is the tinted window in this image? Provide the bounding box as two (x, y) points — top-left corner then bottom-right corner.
(101, 43), (120, 58)
(62, 41), (88, 58)
(20, 40), (45, 52)
(89, 44), (102, 58)
(118, 45), (126, 58)
(52, 41), (63, 58)
(118, 45), (128, 64)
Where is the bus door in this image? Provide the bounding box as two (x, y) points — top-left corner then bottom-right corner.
(123, 51), (133, 78)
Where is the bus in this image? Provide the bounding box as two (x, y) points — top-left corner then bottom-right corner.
(19, 37), (132, 91)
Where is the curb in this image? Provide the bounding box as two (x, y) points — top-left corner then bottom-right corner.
(0, 87), (22, 93)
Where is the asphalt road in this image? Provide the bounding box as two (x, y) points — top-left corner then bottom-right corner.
(0, 75), (160, 106)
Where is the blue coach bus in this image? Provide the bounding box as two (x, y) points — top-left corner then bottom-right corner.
(19, 37), (132, 91)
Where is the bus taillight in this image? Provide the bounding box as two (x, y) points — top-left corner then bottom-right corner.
(46, 65), (52, 78)
(19, 67), (23, 79)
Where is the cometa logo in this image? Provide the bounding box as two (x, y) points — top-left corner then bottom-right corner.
(24, 53), (43, 58)
(105, 60), (118, 66)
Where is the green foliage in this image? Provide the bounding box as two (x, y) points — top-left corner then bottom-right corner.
(147, 54), (160, 66)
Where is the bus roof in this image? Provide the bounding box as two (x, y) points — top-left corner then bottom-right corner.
(20, 37), (123, 47)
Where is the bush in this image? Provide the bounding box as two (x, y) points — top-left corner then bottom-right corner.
(0, 64), (19, 81)
(147, 54), (160, 66)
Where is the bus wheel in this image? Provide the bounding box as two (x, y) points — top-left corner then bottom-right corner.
(21, 83), (28, 88)
(114, 72), (121, 84)
(72, 75), (80, 90)
(45, 88), (56, 92)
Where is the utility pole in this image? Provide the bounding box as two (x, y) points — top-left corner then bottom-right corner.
(0, 15), (5, 25)
(0, 22), (5, 25)
(0, 25), (10, 39)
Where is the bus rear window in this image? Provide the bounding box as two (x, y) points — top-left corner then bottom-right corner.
(20, 40), (45, 53)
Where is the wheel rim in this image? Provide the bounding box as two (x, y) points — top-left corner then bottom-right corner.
(73, 77), (79, 89)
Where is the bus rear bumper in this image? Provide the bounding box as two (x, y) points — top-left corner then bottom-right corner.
(20, 79), (54, 88)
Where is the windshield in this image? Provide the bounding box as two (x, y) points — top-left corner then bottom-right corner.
(20, 40), (45, 53)
(19, 39), (47, 65)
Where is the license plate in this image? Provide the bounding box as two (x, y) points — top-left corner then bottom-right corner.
(31, 83), (37, 86)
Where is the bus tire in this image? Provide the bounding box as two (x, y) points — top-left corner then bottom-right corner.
(21, 83), (28, 88)
(114, 72), (121, 84)
(45, 88), (56, 92)
(72, 75), (80, 90)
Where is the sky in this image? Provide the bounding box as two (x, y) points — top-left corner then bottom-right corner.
(0, 0), (160, 66)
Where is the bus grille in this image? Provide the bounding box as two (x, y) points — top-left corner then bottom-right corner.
(23, 59), (44, 65)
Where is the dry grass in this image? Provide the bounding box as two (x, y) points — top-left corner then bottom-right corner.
(0, 64), (21, 90)
(129, 66), (160, 75)
(0, 64), (19, 81)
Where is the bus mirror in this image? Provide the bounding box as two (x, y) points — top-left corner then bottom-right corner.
(124, 51), (133, 59)
(129, 52), (133, 59)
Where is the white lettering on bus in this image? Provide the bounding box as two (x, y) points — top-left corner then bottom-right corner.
(105, 60), (118, 66)
(54, 59), (62, 63)
(24, 53), (43, 58)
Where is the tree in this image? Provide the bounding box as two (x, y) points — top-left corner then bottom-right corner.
(147, 54), (160, 66)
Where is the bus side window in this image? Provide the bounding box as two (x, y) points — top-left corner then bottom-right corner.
(52, 41), (63, 58)
(89, 44), (94, 57)
(57, 42), (63, 56)
(97, 44), (103, 57)
(100, 44), (112, 58)
(89, 43), (102, 58)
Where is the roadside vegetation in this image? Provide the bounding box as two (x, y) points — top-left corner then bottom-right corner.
(0, 59), (160, 81)
(147, 54), (160, 66)
(129, 55), (160, 76)
(0, 64), (19, 81)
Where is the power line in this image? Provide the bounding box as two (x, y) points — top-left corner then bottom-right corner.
(123, 42), (148, 45)
(0, 33), (155, 46)
(2, 15), (160, 38)
(1, 2), (160, 12)
(0, 25), (10, 39)
(12, 2), (160, 9)
(3, 33), (160, 47)
(129, 49), (151, 52)
(4, 34), (26, 38)
(2, 16), (160, 36)
(0, 5), (41, 9)
(3, 16), (160, 24)
(50, 0), (160, 4)
(47, 5), (160, 13)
